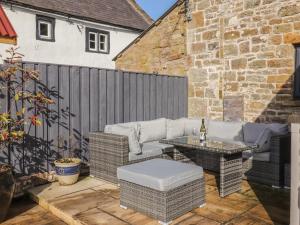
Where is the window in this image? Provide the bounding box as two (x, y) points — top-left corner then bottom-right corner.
(295, 45), (300, 98)
(86, 28), (110, 54)
(36, 15), (55, 41)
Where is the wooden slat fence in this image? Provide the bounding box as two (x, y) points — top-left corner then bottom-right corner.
(0, 62), (188, 175)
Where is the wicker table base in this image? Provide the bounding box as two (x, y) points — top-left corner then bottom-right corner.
(220, 153), (243, 197)
(119, 178), (205, 224)
(165, 146), (243, 197)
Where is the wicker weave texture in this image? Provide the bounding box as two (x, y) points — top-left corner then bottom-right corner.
(119, 178), (205, 223)
(242, 134), (290, 187)
(220, 153), (243, 197)
(89, 132), (164, 183)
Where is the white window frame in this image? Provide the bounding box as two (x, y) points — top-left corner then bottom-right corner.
(86, 28), (110, 54)
(36, 15), (55, 42)
(99, 33), (108, 53)
(88, 32), (98, 52)
(38, 21), (51, 39)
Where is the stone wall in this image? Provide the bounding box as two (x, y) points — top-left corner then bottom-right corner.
(116, 0), (300, 123)
(115, 1), (189, 76)
(188, 0), (300, 122)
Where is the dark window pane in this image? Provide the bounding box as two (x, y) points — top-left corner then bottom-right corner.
(90, 41), (96, 49)
(89, 33), (96, 41)
(40, 23), (49, 36)
(100, 43), (105, 50)
(100, 35), (105, 42)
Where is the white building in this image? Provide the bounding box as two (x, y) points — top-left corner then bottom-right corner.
(0, 0), (152, 68)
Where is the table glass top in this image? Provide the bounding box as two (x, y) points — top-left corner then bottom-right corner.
(160, 136), (256, 154)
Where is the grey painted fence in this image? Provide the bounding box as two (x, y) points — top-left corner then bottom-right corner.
(0, 62), (188, 174)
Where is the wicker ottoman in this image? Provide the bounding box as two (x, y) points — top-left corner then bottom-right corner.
(117, 159), (205, 225)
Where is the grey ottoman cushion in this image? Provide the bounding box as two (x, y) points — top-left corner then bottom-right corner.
(117, 159), (203, 191)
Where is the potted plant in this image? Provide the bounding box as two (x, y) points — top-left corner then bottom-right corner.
(54, 158), (81, 185)
(0, 48), (54, 222)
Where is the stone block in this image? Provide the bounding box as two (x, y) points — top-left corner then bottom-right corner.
(269, 18), (282, 25)
(242, 28), (258, 37)
(188, 98), (208, 118)
(278, 5), (300, 17)
(239, 41), (250, 54)
(191, 42), (206, 54)
(231, 58), (247, 70)
(224, 44), (238, 56)
(249, 101), (265, 110)
(284, 33), (300, 44)
(294, 22), (300, 30)
(226, 83), (239, 92)
(224, 31), (240, 40)
(248, 60), (266, 69)
(260, 26), (272, 34)
(273, 24), (293, 34)
(203, 30), (218, 40)
(267, 74), (291, 83)
(244, 0), (261, 8)
(189, 11), (204, 28)
(269, 35), (282, 45)
(276, 45), (294, 58)
(267, 59), (293, 68)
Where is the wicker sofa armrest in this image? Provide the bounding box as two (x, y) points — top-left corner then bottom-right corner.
(89, 132), (130, 165)
(269, 134), (291, 165)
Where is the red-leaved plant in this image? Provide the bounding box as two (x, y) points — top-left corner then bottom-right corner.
(0, 47), (54, 164)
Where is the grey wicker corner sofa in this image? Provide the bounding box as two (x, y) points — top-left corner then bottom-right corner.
(89, 118), (290, 187)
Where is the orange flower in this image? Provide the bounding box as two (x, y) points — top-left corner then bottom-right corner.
(30, 115), (42, 126)
(0, 131), (9, 141)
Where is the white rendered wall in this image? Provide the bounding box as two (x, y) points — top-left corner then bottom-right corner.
(0, 4), (140, 68)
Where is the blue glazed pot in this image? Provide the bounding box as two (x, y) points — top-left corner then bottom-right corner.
(54, 158), (81, 185)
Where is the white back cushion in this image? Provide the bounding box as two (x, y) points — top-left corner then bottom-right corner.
(139, 118), (167, 143)
(183, 118), (209, 136)
(207, 120), (244, 142)
(166, 119), (185, 139)
(104, 125), (141, 155)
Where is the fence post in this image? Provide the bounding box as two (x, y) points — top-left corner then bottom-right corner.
(115, 70), (124, 123)
(291, 123), (300, 225)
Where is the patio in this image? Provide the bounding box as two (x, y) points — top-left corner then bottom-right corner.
(3, 171), (290, 225)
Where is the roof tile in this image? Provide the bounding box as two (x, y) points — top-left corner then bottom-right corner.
(6, 0), (152, 31)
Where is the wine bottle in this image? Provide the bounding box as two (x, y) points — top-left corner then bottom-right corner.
(199, 118), (206, 142)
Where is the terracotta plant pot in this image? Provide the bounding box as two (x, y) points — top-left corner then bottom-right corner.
(54, 158), (81, 185)
(0, 164), (15, 222)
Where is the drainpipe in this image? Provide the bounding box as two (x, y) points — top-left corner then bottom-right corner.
(184, 0), (192, 21)
(291, 123), (300, 225)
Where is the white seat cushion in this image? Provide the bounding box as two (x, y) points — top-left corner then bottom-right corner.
(139, 118), (167, 143)
(104, 125), (141, 155)
(117, 159), (204, 191)
(242, 150), (270, 162)
(166, 119), (185, 139)
(129, 144), (162, 161)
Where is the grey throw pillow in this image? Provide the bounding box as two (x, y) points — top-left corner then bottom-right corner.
(104, 125), (142, 155)
(254, 127), (272, 153)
